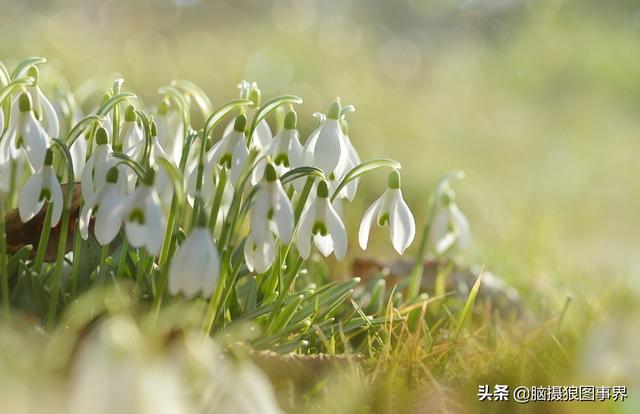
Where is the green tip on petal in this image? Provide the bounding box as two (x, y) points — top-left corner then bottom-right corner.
(317, 180), (329, 198)
(284, 110), (297, 130)
(27, 66), (39, 83)
(44, 148), (54, 166)
(125, 105), (137, 122)
(158, 100), (169, 116)
(265, 162), (277, 182)
(441, 188), (455, 205)
(234, 114), (247, 133)
(195, 203), (208, 228)
(18, 93), (32, 112)
(388, 170), (401, 189)
(106, 166), (119, 183)
(144, 168), (156, 186)
(327, 98), (341, 120)
(249, 87), (261, 107)
(95, 127), (108, 145)
(100, 92), (111, 105)
(150, 120), (158, 137)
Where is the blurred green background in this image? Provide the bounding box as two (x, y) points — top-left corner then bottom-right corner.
(1, 0), (639, 299)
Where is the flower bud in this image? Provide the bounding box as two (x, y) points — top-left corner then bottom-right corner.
(233, 114), (247, 133)
(95, 127), (109, 145)
(316, 180), (329, 198)
(18, 93), (32, 112)
(106, 166), (119, 183)
(327, 98), (341, 120)
(249, 87), (261, 107)
(44, 148), (54, 166)
(27, 66), (40, 83)
(265, 162), (277, 182)
(125, 104), (137, 122)
(388, 170), (401, 189)
(150, 120), (158, 137)
(284, 110), (297, 130)
(158, 100), (170, 116)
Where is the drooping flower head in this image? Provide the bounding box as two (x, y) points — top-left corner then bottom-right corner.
(207, 114), (249, 185)
(430, 185), (470, 255)
(358, 170), (415, 255)
(18, 148), (63, 226)
(4, 92), (51, 171)
(296, 180), (347, 260)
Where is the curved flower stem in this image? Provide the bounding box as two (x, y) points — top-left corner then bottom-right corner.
(294, 177), (314, 222)
(0, 196), (9, 316)
(47, 139), (76, 330)
(33, 204), (53, 274)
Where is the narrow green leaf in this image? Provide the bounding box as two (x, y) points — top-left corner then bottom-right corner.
(252, 95), (303, 131)
(97, 92), (136, 116)
(65, 115), (103, 147)
(156, 156), (185, 207)
(331, 158), (401, 202)
(280, 166), (325, 185)
(0, 77), (35, 107)
(0, 60), (10, 86)
(452, 270), (483, 342)
(267, 294), (304, 335)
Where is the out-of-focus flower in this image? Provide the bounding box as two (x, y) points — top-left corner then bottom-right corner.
(207, 114), (249, 185)
(155, 100), (184, 165)
(79, 166), (126, 245)
(121, 105), (144, 158)
(4, 93), (51, 171)
(296, 180), (347, 260)
(120, 169), (166, 255)
(169, 207), (220, 298)
(24, 66), (59, 139)
(226, 81), (272, 151)
(430, 186), (470, 255)
(81, 127), (117, 200)
(18, 148), (62, 225)
(358, 170), (415, 255)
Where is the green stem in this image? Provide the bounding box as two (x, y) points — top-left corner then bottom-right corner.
(153, 193), (180, 312)
(202, 265), (227, 335)
(294, 177), (314, 222)
(98, 244), (109, 278)
(115, 238), (129, 279)
(135, 249), (148, 289)
(33, 204), (53, 274)
(407, 194), (439, 301)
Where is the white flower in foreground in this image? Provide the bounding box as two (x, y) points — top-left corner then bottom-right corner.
(244, 163), (294, 273)
(0, 107), (4, 138)
(79, 166), (126, 245)
(69, 135), (87, 180)
(4, 93), (50, 171)
(302, 99), (349, 180)
(169, 209), (220, 298)
(81, 126), (117, 200)
(121, 169), (166, 255)
(430, 188), (470, 255)
(207, 114), (249, 185)
(296, 180), (347, 260)
(358, 170), (415, 255)
(18, 148), (63, 225)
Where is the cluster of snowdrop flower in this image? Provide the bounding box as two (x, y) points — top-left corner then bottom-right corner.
(0, 59), (472, 325)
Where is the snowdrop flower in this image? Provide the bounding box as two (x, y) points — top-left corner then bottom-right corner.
(251, 109), (303, 185)
(18, 148), (63, 225)
(430, 187), (470, 255)
(337, 119), (361, 201)
(155, 100), (184, 164)
(81, 126), (119, 200)
(358, 170), (415, 255)
(169, 206), (220, 298)
(226, 81), (272, 151)
(121, 169), (166, 255)
(296, 180), (347, 260)
(69, 135), (88, 181)
(244, 163), (294, 273)
(207, 114), (249, 185)
(24, 66), (60, 139)
(4, 93), (51, 171)
(121, 105), (144, 157)
(79, 166), (126, 245)
(302, 99), (349, 181)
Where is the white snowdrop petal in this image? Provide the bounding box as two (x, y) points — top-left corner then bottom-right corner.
(230, 140), (249, 185)
(429, 208), (449, 251)
(38, 89), (60, 138)
(295, 203), (315, 259)
(144, 191), (166, 254)
(243, 236), (256, 273)
(314, 234), (334, 257)
(389, 190), (415, 255)
(272, 182), (294, 244)
(252, 119), (272, 150)
(70, 137), (87, 180)
(314, 120), (344, 174)
(324, 200), (347, 260)
(358, 195), (383, 250)
(451, 205), (471, 250)
(250, 157), (266, 186)
(23, 113), (49, 171)
(94, 186), (124, 245)
(250, 189), (270, 242)
(254, 236), (276, 274)
(125, 222), (146, 248)
(48, 170), (63, 226)
(18, 173), (44, 222)
(78, 203), (93, 240)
